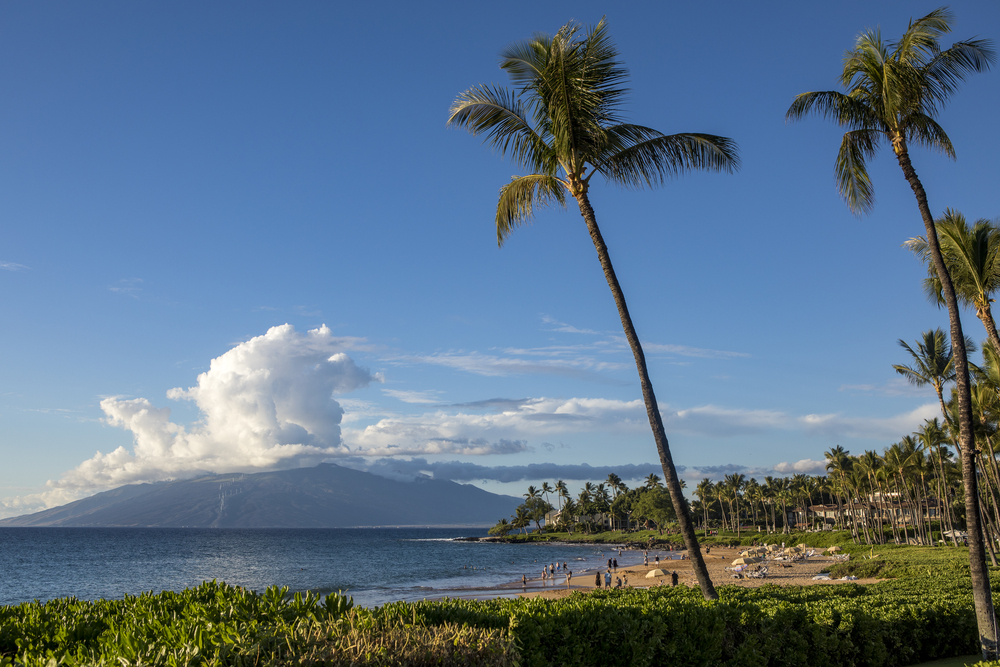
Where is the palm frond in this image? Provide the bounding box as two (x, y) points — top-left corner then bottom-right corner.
(904, 113), (955, 157)
(596, 127), (739, 188)
(448, 85), (553, 173)
(500, 34), (551, 89)
(577, 18), (629, 119)
(495, 174), (566, 246)
(835, 129), (880, 214)
(934, 210), (1000, 310)
(518, 18), (629, 174)
(893, 7), (953, 66)
(924, 39), (996, 104)
(785, 91), (882, 130)
(842, 29), (890, 93)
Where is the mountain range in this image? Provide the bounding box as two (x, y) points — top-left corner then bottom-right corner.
(0, 463), (521, 528)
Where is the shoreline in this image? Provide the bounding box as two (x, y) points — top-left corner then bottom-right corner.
(422, 543), (875, 604)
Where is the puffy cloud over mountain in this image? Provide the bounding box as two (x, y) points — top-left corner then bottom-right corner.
(57, 324), (375, 491)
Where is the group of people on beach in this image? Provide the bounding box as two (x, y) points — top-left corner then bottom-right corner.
(532, 561), (572, 586)
(595, 570), (628, 589)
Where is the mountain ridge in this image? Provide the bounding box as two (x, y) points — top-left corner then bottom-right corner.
(0, 464), (520, 528)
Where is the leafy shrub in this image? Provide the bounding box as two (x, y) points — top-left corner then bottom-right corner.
(289, 609), (516, 666)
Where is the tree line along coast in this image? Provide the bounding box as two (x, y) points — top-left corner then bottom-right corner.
(448, 6), (1000, 658)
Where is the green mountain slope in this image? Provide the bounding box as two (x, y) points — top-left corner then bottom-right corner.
(0, 464), (520, 527)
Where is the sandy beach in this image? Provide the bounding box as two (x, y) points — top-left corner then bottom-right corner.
(517, 545), (878, 600)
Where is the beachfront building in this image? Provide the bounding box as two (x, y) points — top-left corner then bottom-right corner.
(840, 494), (944, 525)
(786, 495), (943, 531)
(543, 509), (613, 531)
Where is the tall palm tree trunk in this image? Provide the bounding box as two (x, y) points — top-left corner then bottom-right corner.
(977, 302), (1000, 357)
(895, 143), (997, 654)
(573, 190), (716, 600)
(930, 432), (960, 548)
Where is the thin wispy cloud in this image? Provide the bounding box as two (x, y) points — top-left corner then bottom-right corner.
(643, 342), (750, 359)
(382, 388), (443, 404)
(799, 404), (939, 440)
(668, 404), (789, 436)
(109, 278), (143, 298)
(0, 261), (29, 271)
(384, 350), (629, 380)
(342, 396), (648, 453)
(839, 378), (930, 397)
(540, 315), (602, 335)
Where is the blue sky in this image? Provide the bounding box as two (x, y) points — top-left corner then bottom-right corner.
(2, 0), (998, 517)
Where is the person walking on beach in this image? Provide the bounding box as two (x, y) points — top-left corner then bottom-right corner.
(612, 558), (618, 571)
(643, 553), (648, 566)
(604, 570), (612, 588)
(522, 574), (527, 587)
(671, 571), (678, 587)
(565, 570), (571, 586)
(595, 572), (602, 588)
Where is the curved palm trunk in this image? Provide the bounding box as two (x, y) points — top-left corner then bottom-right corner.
(573, 190), (717, 600)
(896, 144), (997, 657)
(976, 301), (1000, 357)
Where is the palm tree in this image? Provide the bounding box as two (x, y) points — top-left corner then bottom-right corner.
(555, 480), (568, 512)
(915, 418), (959, 546)
(907, 212), (1000, 355)
(825, 446), (853, 533)
(695, 478), (714, 535)
(541, 482), (554, 506)
(524, 485), (540, 501)
(449, 19), (738, 602)
(644, 474), (663, 490)
(894, 332), (969, 544)
(787, 10), (996, 650)
(605, 473), (622, 530)
(893, 329), (958, 421)
(560, 498), (577, 536)
(724, 473), (746, 538)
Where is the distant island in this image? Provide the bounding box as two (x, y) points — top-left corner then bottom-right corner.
(0, 463), (521, 528)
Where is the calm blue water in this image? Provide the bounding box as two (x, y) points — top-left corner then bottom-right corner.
(0, 528), (650, 608)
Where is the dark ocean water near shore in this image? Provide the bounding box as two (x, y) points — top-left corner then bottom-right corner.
(0, 527), (648, 608)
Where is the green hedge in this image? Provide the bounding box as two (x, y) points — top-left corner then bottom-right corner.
(384, 579), (978, 667)
(0, 571), (989, 666)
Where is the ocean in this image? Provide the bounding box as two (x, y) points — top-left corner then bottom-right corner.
(0, 527), (657, 608)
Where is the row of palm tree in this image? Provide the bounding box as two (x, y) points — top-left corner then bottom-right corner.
(450, 9), (996, 655)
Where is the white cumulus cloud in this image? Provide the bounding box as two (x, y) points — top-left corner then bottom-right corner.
(53, 324), (375, 493)
(773, 459), (828, 475)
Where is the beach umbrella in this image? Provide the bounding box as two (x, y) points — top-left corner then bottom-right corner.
(827, 546), (842, 553)
(646, 569), (667, 578)
(797, 543), (807, 549)
(731, 557), (761, 565)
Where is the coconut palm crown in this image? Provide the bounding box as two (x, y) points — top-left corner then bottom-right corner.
(907, 212), (1000, 355)
(449, 19), (738, 245)
(448, 18), (739, 601)
(785, 7), (993, 214)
